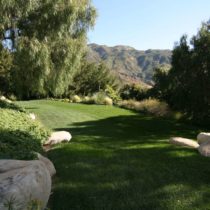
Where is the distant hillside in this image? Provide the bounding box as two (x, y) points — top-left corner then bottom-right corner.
(87, 43), (172, 86)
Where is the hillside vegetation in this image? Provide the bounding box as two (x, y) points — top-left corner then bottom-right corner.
(87, 44), (172, 85)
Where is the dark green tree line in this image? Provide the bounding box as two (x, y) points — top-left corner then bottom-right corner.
(69, 61), (119, 95)
(153, 21), (210, 123)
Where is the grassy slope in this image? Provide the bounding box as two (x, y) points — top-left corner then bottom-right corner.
(18, 100), (210, 210)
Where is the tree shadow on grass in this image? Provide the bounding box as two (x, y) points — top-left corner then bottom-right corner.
(48, 115), (210, 210)
(0, 129), (43, 160)
(55, 114), (202, 148)
(24, 106), (40, 110)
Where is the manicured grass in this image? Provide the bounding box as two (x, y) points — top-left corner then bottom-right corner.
(18, 100), (210, 210)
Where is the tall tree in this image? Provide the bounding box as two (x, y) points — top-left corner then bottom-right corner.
(69, 61), (118, 96)
(0, 0), (96, 98)
(153, 21), (210, 123)
(0, 44), (13, 94)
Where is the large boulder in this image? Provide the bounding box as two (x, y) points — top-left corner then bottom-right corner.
(197, 132), (210, 145)
(45, 131), (72, 145)
(36, 153), (56, 176)
(198, 141), (210, 157)
(169, 137), (199, 149)
(0, 154), (55, 210)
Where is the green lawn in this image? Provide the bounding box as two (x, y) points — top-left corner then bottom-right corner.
(18, 100), (210, 210)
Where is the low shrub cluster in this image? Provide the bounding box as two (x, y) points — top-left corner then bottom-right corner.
(91, 92), (113, 105)
(0, 108), (49, 160)
(120, 83), (150, 101)
(0, 96), (25, 112)
(118, 98), (171, 117)
(54, 92), (114, 106)
(72, 95), (82, 103)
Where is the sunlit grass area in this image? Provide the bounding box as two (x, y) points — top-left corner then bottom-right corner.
(18, 100), (210, 210)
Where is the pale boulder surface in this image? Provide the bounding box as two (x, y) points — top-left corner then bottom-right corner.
(29, 113), (36, 120)
(45, 131), (72, 145)
(198, 141), (210, 157)
(169, 137), (199, 149)
(0, 154), (56, 176)
(197, 132), (210, 145)
(36, 153), (56, 176)
(0, 96), (6, 101)
(0, 155), (55, 210)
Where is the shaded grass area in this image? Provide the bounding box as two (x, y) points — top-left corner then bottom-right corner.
(18, 100), (210, 210)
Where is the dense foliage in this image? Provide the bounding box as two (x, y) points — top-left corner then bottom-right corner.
(0, 0), (96, 99)
(120, 83), (149, 101)
(0, 100), (49, 159)
(153, 21), (210, 123)
(0, 45), (13, 95)
(69, 62), (119, 96)
(0, 99), (25, 112)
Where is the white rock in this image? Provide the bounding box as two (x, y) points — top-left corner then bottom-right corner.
(198, 141), (210, 157)
(0, 96), (6, 101)
(0, 160), (53, 210)
(197, 132), (210, 145)
(29, 113), (36, 120)
(45, 131), (72, 145)
(169, 137), (199, 149)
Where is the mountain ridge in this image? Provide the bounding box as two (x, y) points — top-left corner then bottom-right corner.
(87, 43), (172, 86)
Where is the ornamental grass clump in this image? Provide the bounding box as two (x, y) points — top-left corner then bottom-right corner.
(92, 92), (113, 105)
(72, 95), (81, 103)
(104, 96), (113, 105)
(82, 96), (95, 104)
(118, 98), (170, 117)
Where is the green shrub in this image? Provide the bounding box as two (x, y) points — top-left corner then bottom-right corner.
(105, 85), (121, 103)
(81, 96), (95, 104)
(104, 96), (113, 105)
(71, 95), (81, 103)
(92, 92), (113, 105)
(120, 83), (150, 101)
(59, 98), (70, 103)
(69, 61), (119, 96)
(0, 109), (49, 160)
(0, 97), (25, 112)
(7, 94), (17, 101)
(118, 99), (170, 117)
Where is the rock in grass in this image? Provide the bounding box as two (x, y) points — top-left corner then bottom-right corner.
(29, 113), (36, 120)
(44, 131), (72, 145)
(0, 154), (55, 210)
(169, 137), (199, 149)
(0, 96), (6, 101)
(197, 132), (210, 145)
(198, 141), (210, 157)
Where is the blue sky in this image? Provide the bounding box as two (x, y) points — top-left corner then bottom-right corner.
(88, 0), (210, 50)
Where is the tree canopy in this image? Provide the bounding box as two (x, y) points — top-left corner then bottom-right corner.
(153, 21), (210, 123)
(0, 0), (96, 98)
(69, 61), (119, 96)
